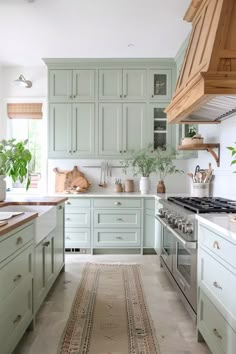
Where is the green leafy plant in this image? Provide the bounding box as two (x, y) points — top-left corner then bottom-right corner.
(0, 139), (32, 189)
(227, 144), (236, 170)
(185, 126), (197, 138)
(121, 146), (158, 177)
(154, 147), (184, 181)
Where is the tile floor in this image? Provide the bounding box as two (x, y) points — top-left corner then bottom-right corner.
(14, 254), (211, 354)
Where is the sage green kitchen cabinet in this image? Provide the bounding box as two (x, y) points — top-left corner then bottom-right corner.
(99, 103), (149, 156)
(149, 103), (173, 151)
(99, 103), (123, 156)
(99, 69), (147, 100)
(49, 69), (73, 102)
(49, 69), (95, 102)
(149, 69), (172, 101)
(49, 103), (95, 157)
(44, 231), (55, 291)
(54, 203), (65, 274)
(143, 198), (155, 248)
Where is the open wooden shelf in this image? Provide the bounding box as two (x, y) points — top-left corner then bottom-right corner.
(178, 143), (220, 167)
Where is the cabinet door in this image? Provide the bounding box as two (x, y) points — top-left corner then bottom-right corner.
(99, 70), (122, 99)
(123, 103), (149, 153)
(149, 103), (172, 151)
(99, 103), (122, 156)
(144, 209), (155, 248)
(49, 104), (72, 157)
(123, 70), (147, 100)
(54, 204), (64, 274)
(73, 70), (95, 101)
(149, 69), (172, 100)
(34, 241), (46, 312)
(72, 103), (95, 156)
(44, 232), (55, 291)
(49, 70), (73, 102)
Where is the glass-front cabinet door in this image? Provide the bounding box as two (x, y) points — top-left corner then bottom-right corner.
(149, 69), (172, 100)
(149, 103), (172, 151)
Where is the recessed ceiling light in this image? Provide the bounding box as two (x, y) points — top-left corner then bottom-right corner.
(128, 43), (135, 47)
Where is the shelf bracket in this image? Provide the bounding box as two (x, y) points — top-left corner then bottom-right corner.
(206, 146), (220, 167)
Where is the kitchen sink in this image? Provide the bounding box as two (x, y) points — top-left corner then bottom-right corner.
(0, 205), (57, 244)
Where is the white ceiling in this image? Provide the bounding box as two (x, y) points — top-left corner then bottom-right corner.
(0, 0), (191, 66)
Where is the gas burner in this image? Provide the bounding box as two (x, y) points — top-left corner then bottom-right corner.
(167, 197), (236, 214)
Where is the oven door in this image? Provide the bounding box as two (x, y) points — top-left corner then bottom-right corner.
(156, 216), (174, 272)
(172, 236), (197, 312)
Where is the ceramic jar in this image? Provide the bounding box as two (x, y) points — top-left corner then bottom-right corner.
(157, 180), (166, 194)
(124, 179), (134, 192)
(0, 176), (6, 201)
(139, 177), (150, 194)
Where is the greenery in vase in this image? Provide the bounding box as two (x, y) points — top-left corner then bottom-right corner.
(227, 144), (236, 170)
(121, 146), (158, 177)
(0, 139), (32, 189)
(154, 147), (184, 181)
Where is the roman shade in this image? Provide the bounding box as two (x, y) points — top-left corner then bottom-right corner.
(7, 103), (43, 119)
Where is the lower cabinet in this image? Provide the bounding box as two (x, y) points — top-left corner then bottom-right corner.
(143, 198), (155, 248)
(54, 204), (65, 274)
(93, 229), (141, 248)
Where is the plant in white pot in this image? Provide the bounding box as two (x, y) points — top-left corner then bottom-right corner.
(154, 147), (184, 193)
(121, 147), (157, 194)
(0, 139), (32, 201)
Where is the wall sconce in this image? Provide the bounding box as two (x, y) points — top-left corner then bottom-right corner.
(14, 75), (32, 88)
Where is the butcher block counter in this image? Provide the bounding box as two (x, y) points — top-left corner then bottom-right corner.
(0, 195), (68, 206)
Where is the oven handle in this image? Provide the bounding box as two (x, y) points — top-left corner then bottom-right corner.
(166, 225), (197, 250)
(155, 215), (167, 228)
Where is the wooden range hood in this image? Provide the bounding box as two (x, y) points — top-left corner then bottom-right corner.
(166, 0), (236, 124)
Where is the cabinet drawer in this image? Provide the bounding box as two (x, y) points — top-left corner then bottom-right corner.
(94, 210), (141, 228)
(93, 229), (141, 247)
(198, 289), (236, 354)
(65, 228), (91, 248)
(93, 198), (141, 209)
(199, 248), (236, 324)
(0, 245), (33, 303)
(0, 276), (32, 354)
(65, 210), (90, 227)
(65, 198), (91, 208)
(199, 224), (236, 269)
(0, 224), (34, 263)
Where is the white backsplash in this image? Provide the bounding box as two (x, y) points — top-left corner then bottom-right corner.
(47, 159), (189, 195)
(187, 117), (236, 199)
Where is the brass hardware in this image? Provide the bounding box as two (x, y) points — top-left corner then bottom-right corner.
(115, 236), (123, 240)
(16, 237), (23, 246)
(13, 315), (22, 324)
(213, 241), (220, 249)
(213, 328), (222, 339)
(58, 205), (62, 210)
(70, 95), (73, 99)
(66, 201), (71, 205)
(120, 150), (122, 153)
(152, 94), (154, 98)
(117, 218), (123, 221)
(43, 241), (50, 247)
(13, 274), (22, 282)
(124, 94), (127, 98)
(69, 150), (72, 153)
(213, 281), (222, 290)
(66, 218), (71, 221)
(114, 202), (121, 205)
(73, 95), (76, 99)
(123, 150), (126, 153)
(120, 94), (122, 98)
(73, 150), (76, 153)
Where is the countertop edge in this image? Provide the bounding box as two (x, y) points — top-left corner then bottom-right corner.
(0, 212), (38, 238)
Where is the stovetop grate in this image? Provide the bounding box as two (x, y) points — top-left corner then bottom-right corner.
(167, 197), (236, 213)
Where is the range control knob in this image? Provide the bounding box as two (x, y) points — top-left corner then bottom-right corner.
(186, 223), (194, 234)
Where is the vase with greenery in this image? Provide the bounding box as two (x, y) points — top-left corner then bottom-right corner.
(121, 147), (158, 194)
(227, 144), (236, 170)
(0, 139), (32, 201)
(154, 147), (184, 193)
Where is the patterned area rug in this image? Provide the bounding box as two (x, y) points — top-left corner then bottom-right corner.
(59, 263), (160, 354)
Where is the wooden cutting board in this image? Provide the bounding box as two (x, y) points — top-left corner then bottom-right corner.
(54, 166), (90, 192)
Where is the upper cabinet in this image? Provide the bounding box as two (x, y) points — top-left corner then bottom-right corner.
(49, 69), (95, 102)
(149, 69), (172, 101)
(149, 103), (172, 151)
(99, 69), (147, 100)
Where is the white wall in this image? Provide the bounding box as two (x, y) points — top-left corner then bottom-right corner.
(0, 65), (3, 140)
(187, 118), (236, 199)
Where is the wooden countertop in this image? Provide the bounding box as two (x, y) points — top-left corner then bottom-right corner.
(0, 196), (68, 207)
(0, 212), (38, 238)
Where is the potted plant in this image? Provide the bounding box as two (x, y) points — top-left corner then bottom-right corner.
(227, 144), (236, 169)
(154, 147), (184, 193)
(181, 126), (203, 146)
(121, 147), (157, 194)
(0, 139), (32, 201)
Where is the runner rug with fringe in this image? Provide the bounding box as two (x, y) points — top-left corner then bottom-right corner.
(59, 263), (160, 354)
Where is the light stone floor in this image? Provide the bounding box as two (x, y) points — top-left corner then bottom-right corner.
(14, 254), (211, 354)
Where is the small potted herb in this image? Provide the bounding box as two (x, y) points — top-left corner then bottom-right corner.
(0, 139), (32, 201)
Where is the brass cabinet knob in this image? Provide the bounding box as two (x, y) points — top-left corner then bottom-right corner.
(13, 274), (22, 282)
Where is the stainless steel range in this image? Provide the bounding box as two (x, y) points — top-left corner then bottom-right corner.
(155, 197), (236, 321)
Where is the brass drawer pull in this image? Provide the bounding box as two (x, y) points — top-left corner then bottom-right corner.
(213, 281), (222, 290)
(116, 236), (123, 240)
(117, 218), (123, 221)
(213, 328), (222, 339)
(43, 241), (50, 247)
(66, 218), (71, 221)
(13, 274), (22, 282)
(13, 315), (22, 324)
(213, 241), (220, 250)
(114, 202), (121, 206)
(16, 237), (23, 246)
